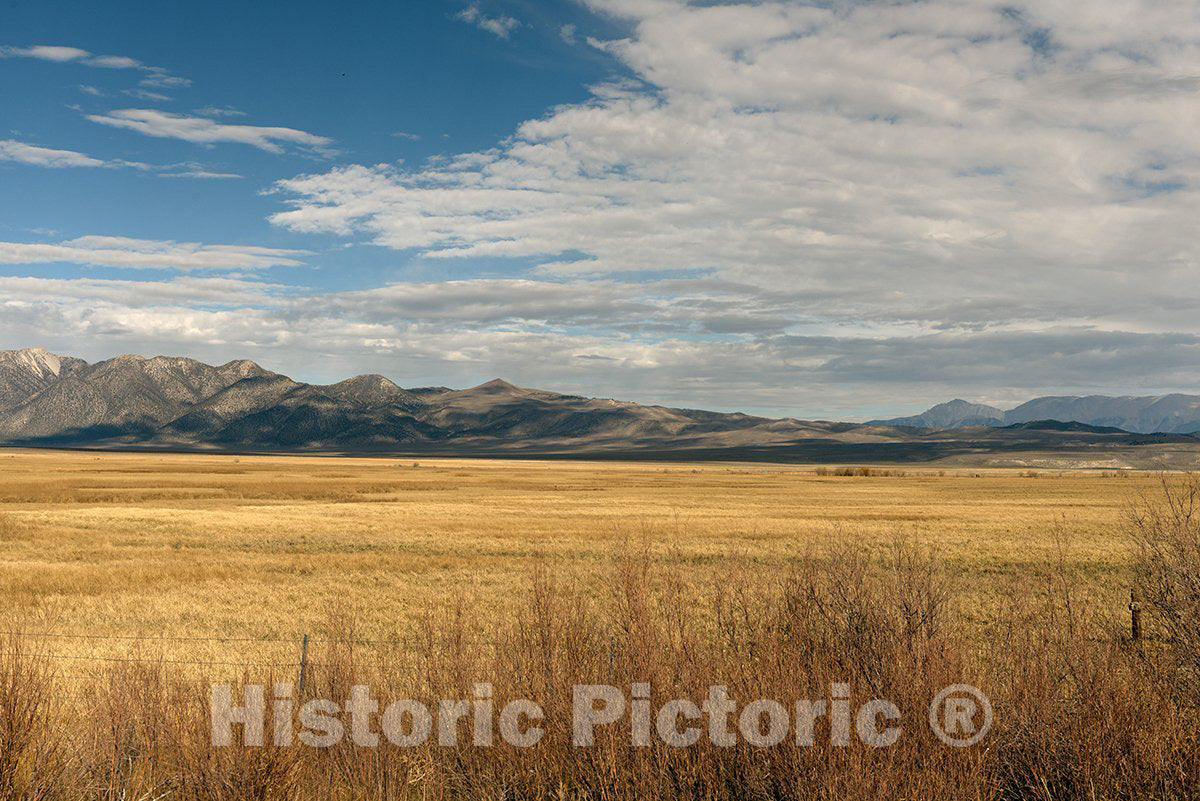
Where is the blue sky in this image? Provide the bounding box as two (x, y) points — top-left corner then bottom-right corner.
(2, 1), (1199, 420)
(1, 1), (615, 281)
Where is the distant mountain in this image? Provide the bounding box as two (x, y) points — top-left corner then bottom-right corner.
(0, 352), (274, 440)
(2, 348), (1198, 468)
(0, 348), (821, 451)
(880, 399), (1006, 429)
(875, 394), (1200, 434)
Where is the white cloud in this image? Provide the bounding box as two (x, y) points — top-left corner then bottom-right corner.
(84, 54), (142, 69)
(455, 4), (520, 39)
(0, 44), (149, 70)
(0, 45), (91, 62)
(0, 139), (243, 178)
(0, 139), (149, 170)
(0, 139), (106, 168)
(87, 109), (333, 154)
(2, 44), (190, 98)
(140, 70), (191, 89)
(159, 169), (243, 180)
(0, 236), (308, 270)
(0, 275), (288, 307)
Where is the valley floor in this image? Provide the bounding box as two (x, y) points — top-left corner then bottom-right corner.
(0, 448), (1152, 669)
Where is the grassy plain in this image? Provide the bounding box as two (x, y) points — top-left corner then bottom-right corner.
(4, 448), (1200, 799)
(0, 448), (1150, 670)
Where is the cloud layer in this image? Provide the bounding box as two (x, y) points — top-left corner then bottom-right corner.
(0, 236), (307, 270)
(256, 0), (1200, 412)
(5, 271), (1199, 415)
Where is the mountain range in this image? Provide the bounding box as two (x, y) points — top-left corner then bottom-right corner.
(0, 347), (815, 452)
(874, 396), (1200, 434)
(1, 348), (1199, 468)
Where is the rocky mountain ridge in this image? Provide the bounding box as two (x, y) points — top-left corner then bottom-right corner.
(0, 348), (825, 451)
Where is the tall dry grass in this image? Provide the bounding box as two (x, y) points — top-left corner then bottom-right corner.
(2, 482), (1200, 799)
(1131, 474), (1200, 684)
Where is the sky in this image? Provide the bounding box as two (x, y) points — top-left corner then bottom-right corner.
(1, 0), (1198, 420)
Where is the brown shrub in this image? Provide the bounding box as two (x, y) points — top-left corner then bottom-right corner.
(1130, 474), (1200, 677)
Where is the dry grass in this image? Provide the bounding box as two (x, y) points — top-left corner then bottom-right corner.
(2, 449), (1197, 799)
(1, 530), (1198, 799)
(0, 449), (1151, 660)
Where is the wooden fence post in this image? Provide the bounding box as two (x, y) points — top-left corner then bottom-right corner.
(1129, 589), (1142, 641)
(298, 633), (310, 695)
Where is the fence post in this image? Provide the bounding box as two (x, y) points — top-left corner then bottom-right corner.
(298, 633), (310, 695)
(1129, 589), (1142, 642)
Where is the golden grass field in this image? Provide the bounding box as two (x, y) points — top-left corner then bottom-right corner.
(0, 448), (1151, 671)
(5, 447), (1200, 800)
